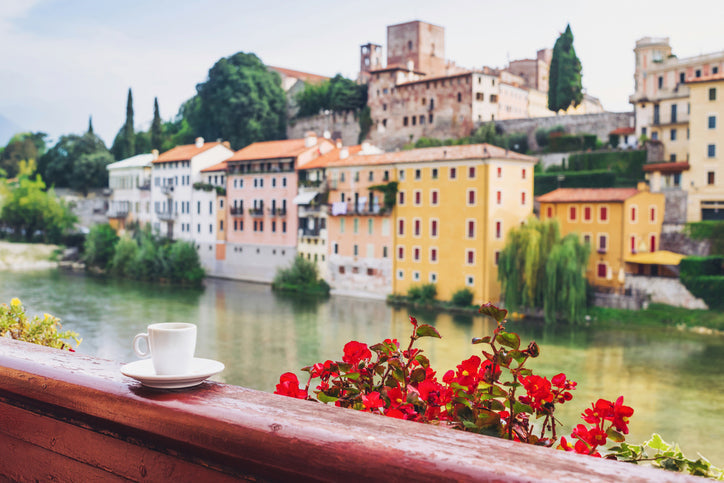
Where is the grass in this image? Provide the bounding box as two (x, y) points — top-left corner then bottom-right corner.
(588, 303), (724, 332)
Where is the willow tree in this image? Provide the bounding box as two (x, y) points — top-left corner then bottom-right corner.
(498, 218), (589, 324)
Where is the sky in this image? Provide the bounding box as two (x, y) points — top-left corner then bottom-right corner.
(1, 0), (722, 148)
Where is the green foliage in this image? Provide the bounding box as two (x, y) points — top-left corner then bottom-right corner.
(684, 221), (724, 255)
(83, 224), (119, 269)
(0, 132), (47, 179)
(37, 132), (111, 190)
(369, 181), (398, 211)
(548, 24), (583, 112)
(296, 74), (368, 118)
(567, 150), (647, 186)
(498, 218), (590, 324)
(535, 125), (565, 148)
(70, 150), (114, 196)
(534, 170), (617, 196)
(150, 97), (164, 151)
(405, 124), (529, 154)
(167, 241), (205, 284)
(548, 133), (599, 152)
(451, 288), (474, 307)
(680, 276), (724, 310)
(0, 165), (77, 243)
(470, 122), (507, 148)
(111, 88), (135, 160)
(273, 256), (330, 295)
(109, 235), (139, 277)
(679, 256), (724, 278)
(358, 105), (372, 143)
(185, 52), (287, 150)
(407, 283), (437, 304)
(0, 298), (80, 351)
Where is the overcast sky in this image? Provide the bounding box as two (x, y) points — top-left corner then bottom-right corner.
(1, 0), (722, 147)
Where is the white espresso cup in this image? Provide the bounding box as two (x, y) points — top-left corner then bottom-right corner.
(132, 323), (197, 376)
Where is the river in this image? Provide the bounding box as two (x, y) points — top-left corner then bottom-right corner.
(2, 269), (723, 466)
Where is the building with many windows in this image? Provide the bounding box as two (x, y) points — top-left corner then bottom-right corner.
(538, 186), (665, 291)
(106, 152), (155, 232)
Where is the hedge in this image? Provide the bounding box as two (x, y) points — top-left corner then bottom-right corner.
(679, 256), (724, 278)
(680, 275), (724, 310)
(567, 150), (647, 182)
(684, 221), (724, 255)
(534, 170), (617, 196)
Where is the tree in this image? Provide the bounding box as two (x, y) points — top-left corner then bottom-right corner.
(150, 97), (164, 151)
(295, 74), (368, 118)
(83, 223), (119, 269)
(186, 52), (286, 149)
(88, 116), (94, 135)
(37, 132), (111, 191)
(497, 218), (589, 324)
(111, 88), (135, 160)
(0, 132), (47, 179)
(548, 24), (583, 113)
(70, 150), (114, 196)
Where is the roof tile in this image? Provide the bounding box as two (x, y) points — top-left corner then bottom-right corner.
(155, 142), (224, 163)
(536, 188), (639, 203)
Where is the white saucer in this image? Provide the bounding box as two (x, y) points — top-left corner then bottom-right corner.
(121, 358), (225, 389)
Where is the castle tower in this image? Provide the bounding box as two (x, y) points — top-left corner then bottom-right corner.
(359, 43), (383, 83)
(386, 20), (446, 76)
(632, 37), (673, 101)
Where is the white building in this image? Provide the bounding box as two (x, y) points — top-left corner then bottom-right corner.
(107, 152), (156, 232)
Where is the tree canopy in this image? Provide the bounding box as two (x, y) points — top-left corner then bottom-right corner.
(0, 132), (47, 179)
(37, 132), (112, 193)
(497, 218), (590, 324)
(185, 52), (287, 150)
(548, 24), (583, 113)
(111, 88), (135, 160)
(295, 74), (368, 118)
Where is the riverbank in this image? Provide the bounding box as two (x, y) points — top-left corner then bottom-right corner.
(0, 241), (59, 271)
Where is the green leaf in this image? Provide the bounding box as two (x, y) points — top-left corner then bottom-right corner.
(453, 397), (473, 408)
(462, 420), (479, 430)
(606, 428), (625, 443)
(488, 399), (506, 411)
(414, 353), (430, 368)
(410, 367), (426, 383)
(316, 392), (339, 404)
(415, 324), (441, 339)
(479, 303), (508, 322)
(472, 336), (492, 345)
(512, 401), (534, 414)
(450, 382), (469, 393)
(342, 372), (360, 381)
(646, 433), (671, 452)
(508, 349), (526, 365)
(496, 331), (521, 350)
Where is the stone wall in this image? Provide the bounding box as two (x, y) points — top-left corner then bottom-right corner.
(625, 274), (708, 309)
(491, 111), (634, 151)
(287, 111), (361, 147)
(660, 223), (711, 256)
(662, 190), (688, 224)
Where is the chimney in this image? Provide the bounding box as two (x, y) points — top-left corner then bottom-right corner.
(195, 137), (204, 148)
(335, 138), (342, 148)
(407, 59), (414, 72)
(151, 149), (159, 160)
(304, 131), (317, 148)
(222, 141), (231, 149)
(340, 147), (349, 159)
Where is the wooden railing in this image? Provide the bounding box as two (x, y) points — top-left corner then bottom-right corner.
(0, 338), (697, 482)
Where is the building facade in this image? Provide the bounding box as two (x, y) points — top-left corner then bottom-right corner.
(106, 153), (155, 232)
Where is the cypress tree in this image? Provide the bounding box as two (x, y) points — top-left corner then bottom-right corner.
(88, 116), (94, 134)
(150, 97), (163, 150)
(548, 24), (583, 113)
(111, 88), (135, 160)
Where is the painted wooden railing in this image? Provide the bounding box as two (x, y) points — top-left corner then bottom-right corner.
(0, 338), (698, 482)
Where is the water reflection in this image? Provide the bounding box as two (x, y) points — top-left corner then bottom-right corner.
(0, 270), (722, 466)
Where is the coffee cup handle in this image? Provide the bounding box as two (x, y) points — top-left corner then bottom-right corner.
(133, 333), (150, 358)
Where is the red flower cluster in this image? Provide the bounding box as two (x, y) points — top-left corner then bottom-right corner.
(559, 396), (633, 456)
(274, 372), (308, 399)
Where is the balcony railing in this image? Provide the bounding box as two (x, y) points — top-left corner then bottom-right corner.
(138, 181), (151, 191)
(161, 185), (175, 196)
(269, 208), (287, 217)
(0, 337), (682, 482)
(107, 209), (129, 219)
(248, 208), (264, 217)
(230, 207), (244, 216)
(155, 210), (178, 221)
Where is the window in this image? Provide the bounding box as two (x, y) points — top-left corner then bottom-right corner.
(413, 247), (421, 261)
(467, 189), (476, 205)
(597, 263), (607, 278)
(340, 218), (345, 233)
(368, 219), (373, 235)
(546, 206), (553, 218)
(650, 206), (656, 223)
(569, 206), (577, 221)
(397, 269), (404, 280)
(368, 171), (374, 182)
(476, 92), (484, 101)
(495, 221), (502, 239)
(671, 104), (677, 123)
(670, 129), (677, 141)
(414, 190), (421, 205)
(467, 220), (475, 238)
(652, 131), (658, 141)
(432, 168), (438, 179)
(583, 234), (591, 245)
(710, 87), (717, 101)
(430, 219), (438, 237)
(457, 92), (462, 102)
(383, 246), (388, 258)
(450, 167), (457, 179)
(415, 169), (421, 180)
(398, 191), (405, 205)
(708, 144), (716, 158)
(333, 243), (338, 254)
(428, 112), (434, 124)
(708, 171), (715, 185)
(403, 116), (409, 126)
(271, 221), (276, 232)
(414, 218), (421, 237)
(496, 191), (502, 204)
(584, 206), (591, 221)
(412, 116), (416, 126)
(630, 236), (637, 253)
(466, 250), (474, 265)
(282, 221), (287, 233)
(630, 206), (637, 223)
(399, 169), (405, 180)
(469, 166), (476, 179)
(353, 245), (358, 256)
(219, 220), (224, 232)
(521, 168), (526, 179)
(709, 116), (717, 129)
(397, 246), (404, 260)
(429, 272), (437, 283)
(465, 276), (474, 287)
(431, 190), (439, 205)
(598, 234), (607, 253)
(521, 192), (526, 205)
(430, 248), (438, 262)
(658, 76), (663, 89)
(679, 72), (685, 84)
(600, 206), (608, 222)
(494, 250), (500, 265)
(398, 219), (405, 236)
(353, 218), (359, 234)
(650, 234), (656, 252)
(413, 271), (421, 281)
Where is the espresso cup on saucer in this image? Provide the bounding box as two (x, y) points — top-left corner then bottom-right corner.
(132, 323), (197, 375)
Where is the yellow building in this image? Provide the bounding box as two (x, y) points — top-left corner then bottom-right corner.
(391, 144), (536, 305)
(685, 74), (724, 221)
(538, 185), (665, 290)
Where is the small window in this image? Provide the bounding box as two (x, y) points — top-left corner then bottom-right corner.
(399, 169), (405, 180)
(469, 166), (476, 179)
(397, 269), (404, 280)
(397, 246), (404, 260)
(467, 220), (475, 238)
(521, 168), (526, 179)
(430, 219), (438, 237)
(650, 207), (656, 223)
(429, 272), (437, 283)
(496, 191), (502, 204)
(497, 167), (502, 178)
(432, 168), (438, 179)
(600, 206), (608, 222)
(398, 219), (405, 236)
(495, 221), (502, 239)
(709, 87), (717, 101)
(403, 116), (409, 126)
(546, 206), (553, 218)
(598, 235), (607, 253)
(709, 116), (717, 129)
(431, 190), (439, 205)
(631, 206), (637, 223)
(708, 171), (715, 185)
(414, 191), (421, 205)
(413, 247), (420, 261)
(413, 271), (420, 281)
(450, 167), (457, 179)
(466, 250), (474, 265)
(398, 191), (405, 205)
(584, 206), (591, 221)
(521, 192), (526, 205)
(708, 144), (716, 158)
(466, 276), (474, 287)
(597, 263), (607, 278)
(430, 248), (438, 262)
(414, 219), (421, 237)
(415, 169), (421, 180)
(670, 129), (677, 141)
(569, 206), (577, 221)
(457, 92), (462, 102)
(467, 189), (476, 205)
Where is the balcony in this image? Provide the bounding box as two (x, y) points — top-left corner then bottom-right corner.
(248, 208), (264, 217)
(269, 208), (287, 218)
(107, 209), (129, 219)
(138, 180), (151, 191)
(230, 207), (245, 216)
(161, 185), (175, 196)
(0, 337), (681, 482)
(156, 209), (178, 221)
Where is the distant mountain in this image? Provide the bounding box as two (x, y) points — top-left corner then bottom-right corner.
(0, 114), (22, 146)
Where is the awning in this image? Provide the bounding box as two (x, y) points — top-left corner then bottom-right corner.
(624, 250), (685, 266)
(293, 191), (318, 205)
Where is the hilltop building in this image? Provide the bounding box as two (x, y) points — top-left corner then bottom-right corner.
(631, 37), (724, 222)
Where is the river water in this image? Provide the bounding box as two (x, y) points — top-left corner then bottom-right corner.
(2, 269), (723, 466)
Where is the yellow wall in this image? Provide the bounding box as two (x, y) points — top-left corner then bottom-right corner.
(540, 190), (664, 290)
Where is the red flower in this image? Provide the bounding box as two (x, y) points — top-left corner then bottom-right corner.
(409, 316), (418, 328)
(274, 372), (308, 399)
(384, 407), (406, 419)
(386, 386), (406, 407)
(342, 341), (372, 365)
(479, 359), (501, 383)
(362, 391), (385, 410)
(610, 396), (634, 434)
(454, 355), (481, 388)
(572, 424), (607, 449)
(551, 373), (567, 387)
(520, 375), (553, 408)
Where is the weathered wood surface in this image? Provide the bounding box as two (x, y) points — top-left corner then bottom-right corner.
(0, 338), (700, 482)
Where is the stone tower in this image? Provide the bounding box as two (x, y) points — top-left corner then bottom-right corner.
(359, 43), (383, 83)
(386, 20), (446, 76)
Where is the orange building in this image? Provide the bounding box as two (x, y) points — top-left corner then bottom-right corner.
(538, 185), (665, 290)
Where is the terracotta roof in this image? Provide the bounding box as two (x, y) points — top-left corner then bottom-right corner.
(301, 145), (363, 170)
(227, 139), (309, 162)
(642, 161), (690, 173)
(536, 188), (639, 203)
(369, 65), (427, 75)
(610, 127), (635, 135)
(155, 142), (223, 163)
(325, 144), (537, 168)
(201, 161), (228, 173)
(397, 71), (473, 87)
(267, 66), (329, 84)
(686, 73), (724, 84)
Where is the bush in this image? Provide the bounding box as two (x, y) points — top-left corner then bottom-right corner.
(680, 275), (724, 310)
(0, 298), (80, 350)
(83, 223), (119, 269)
(167, 240), (205, 284)
(451, 288), (474, 307)
(535, 125), (565, 148)
(679, 256), (724, 278)
(273, 256), (330, 295)
(407, 283), (437, 304)
(582, 134), (597, 150)
(535, 170), (617, 196)
(685, 222), (724, 255)
(109, 235), (139, 277)
(567, 150), (646, 183)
